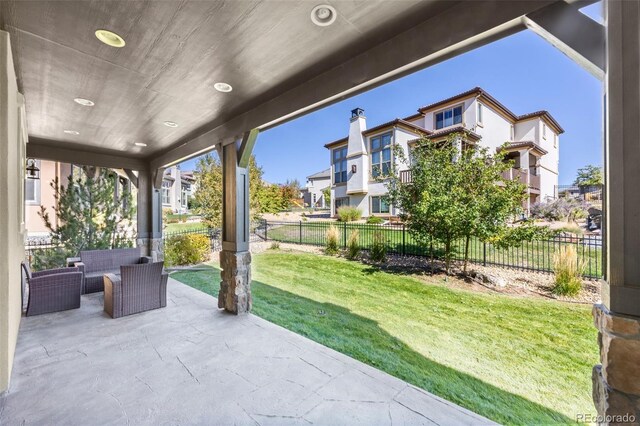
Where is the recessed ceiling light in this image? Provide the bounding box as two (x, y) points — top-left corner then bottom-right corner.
(134, 142), (147, 147)
(74, 98), (95, 106)
(163, 121), (179, 128)
(95, 29), (126, 48)
(63, 130), (79, 135)
(213, 82), (233, 93)
(311, 5), (337, 26)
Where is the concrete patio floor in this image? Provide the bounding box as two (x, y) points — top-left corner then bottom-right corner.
(0, 278), (494, 425)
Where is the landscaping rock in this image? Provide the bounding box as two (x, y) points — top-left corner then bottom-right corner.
(482, 273), (507, 288)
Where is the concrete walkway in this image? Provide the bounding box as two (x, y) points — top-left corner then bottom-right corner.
(0, 279), (494, 425)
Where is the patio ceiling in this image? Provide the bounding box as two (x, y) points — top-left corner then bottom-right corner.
(0, 0), (566, 169)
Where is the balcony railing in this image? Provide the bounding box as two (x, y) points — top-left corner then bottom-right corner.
(399, 170), (413, 184)
(501, 168), (540, 190)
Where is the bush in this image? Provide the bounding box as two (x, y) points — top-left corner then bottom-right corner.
(337, 206), (362, 222)
(270, 241), (280, 250)
(325, 225), (340, 255)
(346, 230), (360, 260)
(531, 198), (588, 222)
(552, 245), (584, 296)
(164, 233), (210, 266)
(369, 231), (387, 263)
(366, 216), (384, 224)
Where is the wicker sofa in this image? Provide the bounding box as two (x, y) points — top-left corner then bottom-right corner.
(73, 248), (151, 294)
(22, 262), (83, 316)
(103, 262), (168, 318)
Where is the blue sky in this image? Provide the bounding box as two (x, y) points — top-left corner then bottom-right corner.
(181, 8), (603, 186)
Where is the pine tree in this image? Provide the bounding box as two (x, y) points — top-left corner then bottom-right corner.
(34, 167), (134, 269)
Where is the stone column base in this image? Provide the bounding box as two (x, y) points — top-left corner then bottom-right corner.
(592, 303), (640, 424)
(136, 237), (164, 261)
(218, 250), (252, 315)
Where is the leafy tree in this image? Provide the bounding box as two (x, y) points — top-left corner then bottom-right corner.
(386, 134), (549, 274)
(194, 153), (265, 228)
(321, 187), (331, 207)
(573, 164), (603, 187)
(35, 167), (134, 269)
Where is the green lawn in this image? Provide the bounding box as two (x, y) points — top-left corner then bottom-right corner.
(266, 221), (603, 277)
(164, 221), (207, 234)
(172, 250), (598, 425)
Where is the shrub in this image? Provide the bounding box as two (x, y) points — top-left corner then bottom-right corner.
(366, 216), (384, 224)
(531, 198), (588, 222)
(325, 225), (340, 255)
(164, 233), (210, 266)
(346, 230), (360, 260)
(270, 241), (280, 250)
(552, 245), (584, 296)
(369, 231), (387, 263)
(337, 206), (362, 222)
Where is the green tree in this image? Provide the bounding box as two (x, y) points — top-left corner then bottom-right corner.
(386, 134), (549, 274)
(321, 187), (331, 208)
(36, 167), (134, 269)
(573, 164), (603, 187)
(194, 153), (265, 228)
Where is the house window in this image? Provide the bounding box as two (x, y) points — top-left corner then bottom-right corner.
(543, 123), (547, 140)
(181, 183), (189, 208)
(370, 132), (392, 178)
(554, 134), (557, 148)
(477, 103), (483, 125)
(312, 193), (317, 205)
(371, 196), (390, 214)
(24, 160), (41, 205)
(333, 147), (347, 184)
(162, 180), (171, 205)
(435, 105), (463, 129)
(335, 197), (349, 210)
(510, 125), (515, 141)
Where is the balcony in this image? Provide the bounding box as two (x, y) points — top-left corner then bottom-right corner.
(501, 168), (540, 191)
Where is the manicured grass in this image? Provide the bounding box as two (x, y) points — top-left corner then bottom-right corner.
(266, 221), (603, 277)
(172, 251), (598, 425)
(164, 221), (207, 234)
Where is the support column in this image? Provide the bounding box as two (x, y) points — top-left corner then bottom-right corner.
(593, 1), (640, 422)
(219, 130), (258, 314)
(136, 167), (164, 261)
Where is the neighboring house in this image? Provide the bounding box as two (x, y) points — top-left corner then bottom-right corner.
(24, 161), (134, 237)
(301, 168), (331, 209)
(162, 166), (195, 213)
(324, 87), (563, 217)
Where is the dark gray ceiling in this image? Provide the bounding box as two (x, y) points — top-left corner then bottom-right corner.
(1, 0), (459, 160)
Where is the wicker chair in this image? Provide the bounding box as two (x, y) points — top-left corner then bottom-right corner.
(103, 261), (168, 319)
(73, 248), (151, 294)
(22, 262), (83, 317)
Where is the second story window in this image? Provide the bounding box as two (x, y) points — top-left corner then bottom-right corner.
(371, 132), (392, 178)
(543, 123), (548, 140)
(181, 183), (189, 208)
(435, 105), (463, 129)
(162, 180), (171, 205)
(477, 103), (483, 125)
(333, 147), (347, 184)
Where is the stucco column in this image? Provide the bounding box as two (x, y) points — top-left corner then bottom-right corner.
(136, 168), (163, 261)
(218, 142), (252, 314)
(592, 1), (640, 423)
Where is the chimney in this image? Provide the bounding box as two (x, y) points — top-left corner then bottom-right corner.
(346, 108), (368, 194)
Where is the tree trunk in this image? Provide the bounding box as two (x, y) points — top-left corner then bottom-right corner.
(463, 235), (470, 275)
(445, 239), (451, 275)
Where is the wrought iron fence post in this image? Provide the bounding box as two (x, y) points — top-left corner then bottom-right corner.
(483, 242), (487, 267)
(402, 224), (406, 255)
(343, 222), (347, 248)
(299, 221), (302, 244)
(264, 219), (268, 241)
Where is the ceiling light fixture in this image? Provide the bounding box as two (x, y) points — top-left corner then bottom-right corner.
(63, 130), (80, 135)
(163, 121), (179, 128)
(311, 5), (337, 26)
(134, 142), (147, 147)
(213, 82), (233, 93)
(95, 29), (126, 48)
(74, 98), (95, 106)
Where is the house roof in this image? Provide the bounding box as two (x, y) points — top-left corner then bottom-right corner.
(416, 87), (564, 134)
(498, 141), (548, 155)
(324, 137), (348, 149)
(362, 118), (431, 136)
(407, 126), (482, 144)
(306, 168), (331, 180)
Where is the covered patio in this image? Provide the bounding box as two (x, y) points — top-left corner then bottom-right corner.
(1, 0), (639, 424)
(0, 278), (491, 425)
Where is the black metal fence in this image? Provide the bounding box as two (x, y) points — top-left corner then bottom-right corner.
(257, 220), (603, 279)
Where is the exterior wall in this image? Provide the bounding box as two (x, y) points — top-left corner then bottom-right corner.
(304, 175), (330, 208)
(24, 161), (72, 236)
(423, 97), (475, 130)
(0, 30), (27, 393)
(473, 99), (513, 152)
(514, 119), (538, 142)
(536, 119), (559, 201)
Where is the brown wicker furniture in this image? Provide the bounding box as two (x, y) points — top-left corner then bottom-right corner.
(72, 248), (151, 294)
(22, 262), (83, 317)
(103, 262), (168, 318)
